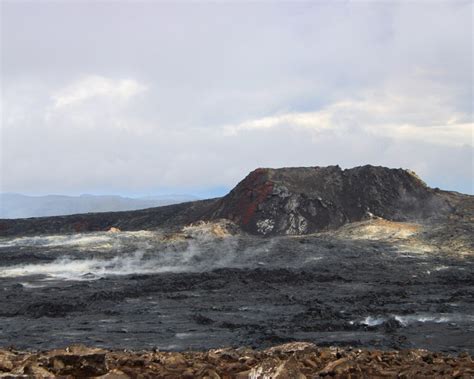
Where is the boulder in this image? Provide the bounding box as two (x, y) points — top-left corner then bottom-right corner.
(47, 345), (108, 377)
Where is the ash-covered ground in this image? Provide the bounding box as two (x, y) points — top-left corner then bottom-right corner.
(0, 220), (472, 354)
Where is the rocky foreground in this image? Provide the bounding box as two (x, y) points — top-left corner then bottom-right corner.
(0, 342), (473, 378)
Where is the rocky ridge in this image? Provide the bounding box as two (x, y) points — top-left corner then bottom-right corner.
(206, 165), (454, 235)
(0, 165), (467, 237)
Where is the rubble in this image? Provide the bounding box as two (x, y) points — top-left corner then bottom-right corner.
(0, 343), (472, 378)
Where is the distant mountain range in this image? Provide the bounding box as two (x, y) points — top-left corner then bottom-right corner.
(0, 193), (200, 219)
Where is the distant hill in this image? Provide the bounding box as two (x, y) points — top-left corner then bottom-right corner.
(0, 193), (199, 219)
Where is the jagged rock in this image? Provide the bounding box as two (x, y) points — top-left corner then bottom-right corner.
(319, 357), (358, 375)
(207, 165), (453, 235)
(47, 345), (108, 377)
(97, 369), (131, 378)
(161, 352), (187, 369)
(0, 351), (13, 372)
(23, 362), (55, 377)
(249, 356), (306, 379)
(202, 368), (221, 379)
(207, 348), (239, 363)
(264, 342), (317, 354)
(0, 344), (472, 378)
(235, 370), (252, 379)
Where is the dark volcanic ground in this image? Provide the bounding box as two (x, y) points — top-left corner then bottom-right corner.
(0, 229), (473, 354)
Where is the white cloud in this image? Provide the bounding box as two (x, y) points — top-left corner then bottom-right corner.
(223, 111), (332, 135)
(222, 80), (473, 149)
(51, 75), (147, 109)
(1, 2), (472, 195)
(366, 123), (473, 148)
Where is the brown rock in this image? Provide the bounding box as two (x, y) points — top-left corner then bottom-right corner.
(162, 352), (187, 369)
(318, 350), (336, 360)
(249, 356), (306, 379)
(181, 368), (196, 378)
(235, 370), (251, 379)
(97, 368), (131, 378)
(47, 347), (108, 377)
(1, 343), (473, 379)
(319, 357), (356, 375)
(203, 368), (221, 379)
(219, 362), (248, 374)
(208, 347), (239, 362)
(239, 356), (257, 366)
(303, 358), (319, 369)
(378, 369), (398, 376)
(265, 342), (316, 355)
(23, 362), (55, 377)
(0, 352), (13, 372)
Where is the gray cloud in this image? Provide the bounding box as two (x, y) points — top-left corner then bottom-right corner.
(1, 1), (472, 196)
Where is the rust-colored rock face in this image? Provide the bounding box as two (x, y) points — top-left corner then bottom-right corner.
(207, 165), (452, 235)
(73, 221), (90, 233)
(220, 168), (274, 226)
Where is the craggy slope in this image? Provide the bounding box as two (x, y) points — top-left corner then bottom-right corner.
(0, 165), (468, 237)
(207, 165), (455, 235)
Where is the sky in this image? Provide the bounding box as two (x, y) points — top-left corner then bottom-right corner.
(1, 0), (473, 197)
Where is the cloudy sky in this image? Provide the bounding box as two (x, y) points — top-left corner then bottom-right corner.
(1, 1), (472, 197)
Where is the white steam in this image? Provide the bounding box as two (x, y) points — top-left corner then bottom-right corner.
(0, 229), (288, 281)
(0, 231), (158, 250)
(358, 313), (474, 327)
